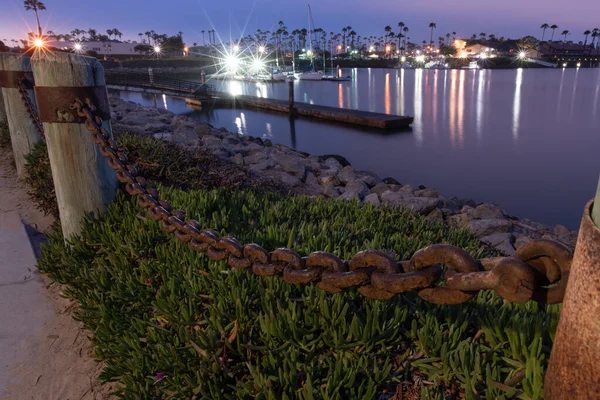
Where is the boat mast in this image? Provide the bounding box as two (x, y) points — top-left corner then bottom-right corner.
(307, 4), (315, 72)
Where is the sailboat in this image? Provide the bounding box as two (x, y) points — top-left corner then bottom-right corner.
(296, 4), (324, 81)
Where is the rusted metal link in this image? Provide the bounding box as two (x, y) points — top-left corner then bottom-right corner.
(16, 78), (45, 138)
(71, 96), (574, 305)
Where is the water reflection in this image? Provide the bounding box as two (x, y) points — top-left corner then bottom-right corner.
(476, 70), (485, 141)
(289, 117), (297, 149)
(414, 69), (423, 146)
(338, 83), (343, 108)
(384, 73), (391, 115)
(457, 70), (465, 147)
(512, 69), (523, 140)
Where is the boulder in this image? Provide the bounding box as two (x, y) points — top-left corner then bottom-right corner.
(364, 193), (381, 206)
(414, 188), (440, 199)
(231, 153), (244, 166)
(247, 158), (276, 172)
(426, 208), (444, 223)
(319, 154), (350, 167)
(466, 219), (512, 237)
(446, 212), (473, 228)
(201, 135), (222, 148)
(356, 171), (381, 188)
(243, 152), (268, 165)
(340, 180), (370, 201)
(382, 177), (401, 185)
(398, 185), (416, 195)
(381, 191), (439, 215)
(323, 184), (341, 198)
(473, 203), (506, 220)
(514, 235), (532, 249)
(480, 232), (516, 256)
(272, 154), (308, 178)
(370, 183), (391, 195)
(318, 174), (341, 186)
(337, 166), (357, 184)
(553, 224), (571, 237)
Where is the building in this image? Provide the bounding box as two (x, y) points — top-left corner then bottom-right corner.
(43, 37), (143, 56)
(537, 42), (600, 59)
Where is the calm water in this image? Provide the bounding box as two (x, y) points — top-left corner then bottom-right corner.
(119, 68), (600, 229)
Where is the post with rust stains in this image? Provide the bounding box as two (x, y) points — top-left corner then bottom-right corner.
(544, 177), (600, 399)
(0, 84), (6, 123)
(30, 52), (117, 240)
(0, 53), (43, 179)
(288, 77), (296, 116)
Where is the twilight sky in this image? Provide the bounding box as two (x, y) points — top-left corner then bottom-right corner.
(1, 0), (598, 45)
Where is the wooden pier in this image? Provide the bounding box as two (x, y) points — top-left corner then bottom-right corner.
(208, 94), (414, 129)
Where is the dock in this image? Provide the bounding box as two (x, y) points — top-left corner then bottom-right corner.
(208, 95), (413, 129)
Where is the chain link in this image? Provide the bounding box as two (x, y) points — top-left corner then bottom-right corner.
(17, 78), (45, 139)
(71, 96), (573, 305)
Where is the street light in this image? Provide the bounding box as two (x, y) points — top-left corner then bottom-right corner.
(233, 44), (240, 52)
(34, 37), (44, 48)
(73, 43), (82, 52)
(154, 46), (161, 53)
(518, 51), (527, 59)
(258, 46), (265, 53)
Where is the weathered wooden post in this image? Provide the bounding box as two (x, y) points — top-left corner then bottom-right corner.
(200, 70), (206, 85)
(148, 67), (154, 86)
(31, 52), (117, 239)
(545, 175), (600, 399)
(0, 87), (6, 122)
(0, 53), (43, 179)
(288, 77), (296, 116)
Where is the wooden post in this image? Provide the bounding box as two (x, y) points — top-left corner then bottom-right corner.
(592, 174), (600, 228)
(0, 87), (6, 122)
(31, 52), (117, 240)
(545, 198), (600, 399)
(0, 53), (43, 179)
(288, 78), (296, 116)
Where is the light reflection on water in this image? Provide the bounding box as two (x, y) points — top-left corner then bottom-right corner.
(119, 68), (600, 229)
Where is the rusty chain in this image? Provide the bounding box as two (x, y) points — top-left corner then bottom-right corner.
(70, 96), (573, 305)
(17, 78), (45, 139)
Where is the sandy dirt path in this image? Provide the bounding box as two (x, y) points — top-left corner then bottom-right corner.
(0, 149), (116, 400)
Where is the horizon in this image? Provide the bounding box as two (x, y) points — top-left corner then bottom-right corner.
(1, 0), (599, 46)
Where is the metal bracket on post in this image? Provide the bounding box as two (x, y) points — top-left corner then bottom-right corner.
(34, 86), (111, 123)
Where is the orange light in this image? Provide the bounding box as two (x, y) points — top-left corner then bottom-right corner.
(184, 47), (188, 52)
(385, 45), (391, 52)
(337, 45), (342, 50)
(34, 38), (44, 48)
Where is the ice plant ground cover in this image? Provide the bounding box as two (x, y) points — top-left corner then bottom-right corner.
(38, 181), (556, 399)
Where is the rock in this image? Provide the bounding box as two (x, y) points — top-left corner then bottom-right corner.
(272, 154), (308, 178)
(153, 132), (172, 141)
(414, 188), (440, 199)
(319, 154), (350, 167)
(337, 166), (357, 184)
(231, 153), (244, 166)
(305, 172), (319, 187)
(461, 198), (477, 208)
(143, 122), (172, 134)
(554, 224), (571, 237)
(514, 235), (532, 249)
(398, 185), (416, 195)
(318, 174), (341, 186)
(321, 158), (343, 175)
(340, 180), (370, 201)
(263, 139), (273, 147)
(364, 193), (381, 206)
(370, 183), (391, 195)
(382, 177), (401, 185)
(473, 203), (506, 220)
(201, 135), (222, 148)
(446, 212), (473, 228)
(480, 233), (516, 256)
(262, 170), (302, 187)
(356, 171), (381, 188)
(247, 158), (276, 172)
(243, 152), (268, 165)
(323, 184), (341, 198)
(194, 124), (215, 138)
(466, 219), (512, 237)
(381, 191), (439, 215)
(418, 185), (427, 190)
(426, 208), (444, 223)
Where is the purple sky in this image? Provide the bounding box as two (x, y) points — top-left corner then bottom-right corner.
(1, 0), (598, 45)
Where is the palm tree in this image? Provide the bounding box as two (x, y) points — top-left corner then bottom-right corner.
(23, 0), (46, 37)
(550, 24), (558, 41)
(583, 30), (591, 46)
(592, 29), (600, 48)
(138, 33), (143, 42)
(479, 32), (486, 40)
(428, 22), (436, 46)
(445, 32), (451, 45)
(106, 29), (114, 39)
(561, 30), (570, 42)
(145, 31), (151, 44)
(540, 23), (550, 41)
(403, 26), (409, 52)
(88, 29), (97, 41)
(114, 29), (122, 41)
